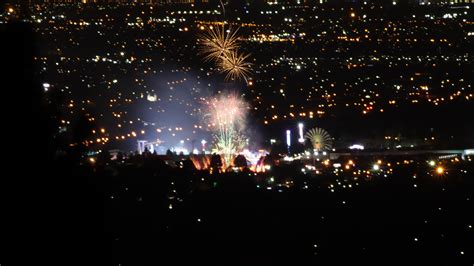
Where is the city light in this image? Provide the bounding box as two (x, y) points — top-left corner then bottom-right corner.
(436, 166), (444, 175)
(42, 83), (50, 91)
(349, 144), (365, 150)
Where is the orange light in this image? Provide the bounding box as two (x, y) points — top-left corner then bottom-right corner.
(436, 166), (444, 175)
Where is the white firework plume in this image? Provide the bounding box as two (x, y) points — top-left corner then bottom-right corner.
(205, 93), (248, 167)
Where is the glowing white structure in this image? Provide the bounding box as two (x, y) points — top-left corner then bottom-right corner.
(298, 123), (304, 143)
(349, 144), (365, 150)
(137, 140), (162, 154)
(286, 130), (291, 154)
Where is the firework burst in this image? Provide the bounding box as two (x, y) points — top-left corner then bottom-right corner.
(198, 24), (240, 63)
(204, 93), (248, 167)
(198, 24), (252, 82)
(219, 49), (252, 82)
(305, 128), (333, 152)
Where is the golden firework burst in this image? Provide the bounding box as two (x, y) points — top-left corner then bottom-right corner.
(219, 50), (252, 82)
(198, 24), (240, 63)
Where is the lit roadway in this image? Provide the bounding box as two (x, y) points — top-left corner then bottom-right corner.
(330, 149), (474, 160)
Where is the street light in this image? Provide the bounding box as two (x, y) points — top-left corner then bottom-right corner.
(373, 164), (380, 171)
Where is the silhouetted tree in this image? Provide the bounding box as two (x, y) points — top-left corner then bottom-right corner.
(97, 150), (111, 165)
(182, 158), (196, 172)
(69, 114), (96, 161)
(191, 139), (196, 154)
(116, 151), (124, 162)
(143, 147), (151, 157)
(234, 154), (248, 168)
(210, 153), (223, 170)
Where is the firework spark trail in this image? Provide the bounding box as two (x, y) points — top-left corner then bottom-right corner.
(219, 0), (225, 18)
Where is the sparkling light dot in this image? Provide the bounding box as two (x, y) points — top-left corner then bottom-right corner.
(436, 166), (444, 175)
